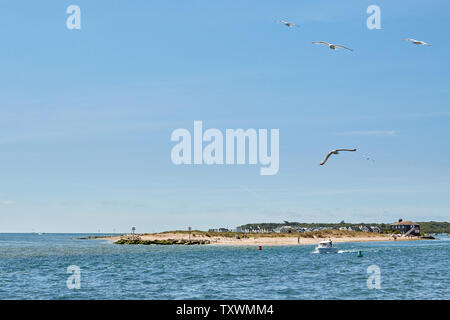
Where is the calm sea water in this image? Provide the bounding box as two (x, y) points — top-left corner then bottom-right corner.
(0, 233), (448, 300)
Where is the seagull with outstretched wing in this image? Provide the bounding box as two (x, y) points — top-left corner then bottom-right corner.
(313, 41), (353, 51)
(276, 20), (299, 28)
(404, 38), (431, 46)
(320, 149), (357, 166)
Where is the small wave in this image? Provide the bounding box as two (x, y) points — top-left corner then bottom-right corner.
(337, 249), (358, 254)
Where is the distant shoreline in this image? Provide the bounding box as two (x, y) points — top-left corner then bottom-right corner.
(95, 230), (423, 246)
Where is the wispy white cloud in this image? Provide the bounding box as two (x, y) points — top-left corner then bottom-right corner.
(0, 200), (14, 205)
(335, 130), (396, 137)
(0, 120), (186, 145)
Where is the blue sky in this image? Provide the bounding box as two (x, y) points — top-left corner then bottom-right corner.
(1, 0), (449, 232)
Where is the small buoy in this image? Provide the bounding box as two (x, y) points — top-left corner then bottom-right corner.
(357, 250), (363, 257)
(258, 246), (262, 250)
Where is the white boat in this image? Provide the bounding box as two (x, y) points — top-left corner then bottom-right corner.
(315, 240), (338, 254)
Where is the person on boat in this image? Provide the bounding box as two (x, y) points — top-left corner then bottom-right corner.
(329, 239), (332, 246)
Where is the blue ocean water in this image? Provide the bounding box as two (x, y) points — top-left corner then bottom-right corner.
(0, 233), (448, 300)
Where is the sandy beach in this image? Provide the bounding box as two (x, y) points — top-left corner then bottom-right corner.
(98, 231), (419, 246)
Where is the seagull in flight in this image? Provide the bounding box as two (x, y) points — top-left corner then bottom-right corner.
(276, 20), (299, 28)
(362, 154), (375, 163)
(404, 38), (431, 46)
(320, 149), (357, 166)
(313, 41), (353, 51)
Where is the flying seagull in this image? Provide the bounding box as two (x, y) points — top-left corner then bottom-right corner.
(276, 20), (299, 28)
(362, 154), (375, 163)
(320, 149), (357, 166)
(404, 38), (431, 46)
(313, 41), (353, 51)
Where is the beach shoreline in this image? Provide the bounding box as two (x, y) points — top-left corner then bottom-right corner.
(95, 232), (421, 246)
